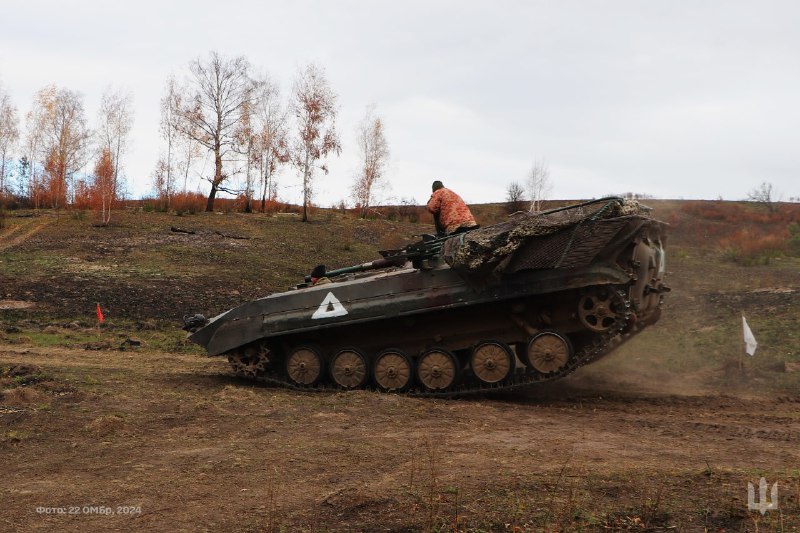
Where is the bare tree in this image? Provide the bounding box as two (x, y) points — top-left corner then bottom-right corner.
(351, 105), (389, 218)
(234, 96), (257, 212)
(32, 86), (91, 209)
(155, 76), (201, 206)
(252, 76), (289, 212)
(527, 158), (551, 212)
(177, 134), (201, 194)
(747, 181), (778, 213)
(164, 77), (202, 195)
(178, 51), (257, 212)
(156, 76), (180, 205)
(151, 156), (171, 206)
(505, 181), (526, 214)
(24, 86), (55, 209)
(97, 87), (133, 214)
(290, 63), (341, 222)
(0, 85), (20, 198)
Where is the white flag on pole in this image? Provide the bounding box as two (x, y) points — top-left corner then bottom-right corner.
(742, 315), (758, 356)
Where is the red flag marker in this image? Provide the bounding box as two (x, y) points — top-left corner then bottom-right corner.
(96, 303), (105, 323)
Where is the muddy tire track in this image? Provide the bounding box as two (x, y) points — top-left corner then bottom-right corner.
(0, 218), (53, 251)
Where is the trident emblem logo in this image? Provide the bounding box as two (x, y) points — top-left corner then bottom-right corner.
(747, 478), (778, 515)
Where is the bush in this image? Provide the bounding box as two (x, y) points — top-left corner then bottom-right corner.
(719, 227), (788, 265)
(381, 198), (424, 223)
(672, 201), (800, 251)
(171, 192), (206, 215)
(789, 222), (800, 255)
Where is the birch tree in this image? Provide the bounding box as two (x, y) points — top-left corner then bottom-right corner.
(290, 63), (341, 222)
(178, 51), (257, 212)
(0, 86), (19, 197)
(97, 88), (133, 193)
(32, 86), (90, 209)
(159, 76), (201, 198)
(253, 77), (289, 212)
(351, 105), (389, 218)
(527, 158), (551, 212)
(24, 86), (54, 209)
(234, 96), (257, 212)
(93, 148), (115, 225)
(155, 76), (179, 205)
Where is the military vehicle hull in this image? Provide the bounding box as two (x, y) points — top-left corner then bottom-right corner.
(187, 198), (669, 395)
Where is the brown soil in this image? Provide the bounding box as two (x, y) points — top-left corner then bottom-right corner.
(1, 345), (798, 532)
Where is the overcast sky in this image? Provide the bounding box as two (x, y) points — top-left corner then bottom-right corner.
(1, 1), (798, 206)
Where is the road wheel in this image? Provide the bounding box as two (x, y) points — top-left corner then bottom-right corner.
(416, 348), (460, 391)
(373, 349), (413, 392)
(524, 331), (572, 374)
(470, 341), (515, 384)
(330, 348), (369, 389)
(285, 345), (324, 386)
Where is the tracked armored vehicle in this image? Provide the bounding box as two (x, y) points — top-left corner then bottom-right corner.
(186, 197), (668, 396)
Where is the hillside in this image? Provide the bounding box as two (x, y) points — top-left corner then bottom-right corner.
(2, 200), (798, 393)
(1, 201), (799, 531)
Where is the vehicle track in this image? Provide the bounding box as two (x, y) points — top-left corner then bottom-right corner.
(0, 217), (52, 251)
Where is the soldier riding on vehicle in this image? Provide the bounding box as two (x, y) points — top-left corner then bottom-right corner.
(426, 180), (479, 236)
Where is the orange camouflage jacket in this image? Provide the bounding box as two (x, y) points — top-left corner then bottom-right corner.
(426, 187), (477, 234)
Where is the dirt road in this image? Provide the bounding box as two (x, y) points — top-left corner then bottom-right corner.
(2, 344), (798, 532)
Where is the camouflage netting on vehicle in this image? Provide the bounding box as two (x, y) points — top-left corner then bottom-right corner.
(442, 197), (651, 278)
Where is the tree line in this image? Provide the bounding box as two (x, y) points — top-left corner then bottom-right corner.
(0, 84), (130, 224)
(0, 51), (389, 222)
